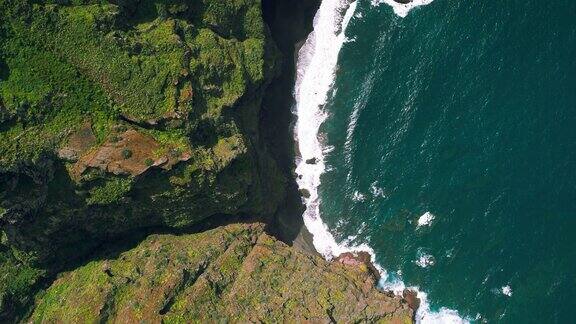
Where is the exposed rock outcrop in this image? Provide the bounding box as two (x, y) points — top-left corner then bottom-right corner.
(403, 289), (421, 313)
(336, 251), (382, 282)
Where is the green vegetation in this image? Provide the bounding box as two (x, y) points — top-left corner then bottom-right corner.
(86, 177), (133, 205)
(27, 224), (414, 323)
(0, 0), (275, 168)
(0, 0), (283, 270)
(121, 148), (133, 159)
(0, 32), (116, 167)
(0, 0), (287, 320)
(0, 248), (45, 320)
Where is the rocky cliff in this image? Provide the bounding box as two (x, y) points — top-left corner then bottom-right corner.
(28, 223), (413, 323)
(0, 0), (286, 268)
(0, 0), (416, 322)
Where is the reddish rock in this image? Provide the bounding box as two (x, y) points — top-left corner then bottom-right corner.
(72, 128), (190, 180)
(335, 251), (381, 281)
(403, 289), (421, 312)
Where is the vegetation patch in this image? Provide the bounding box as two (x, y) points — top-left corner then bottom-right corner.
(86, 177), (133, 205)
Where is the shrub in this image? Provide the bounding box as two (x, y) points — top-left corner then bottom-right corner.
(121, 148), (132, 159)
(86, 177), (133, 205)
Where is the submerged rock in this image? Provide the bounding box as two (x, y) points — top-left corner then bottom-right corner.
(29, 223), (414, 323)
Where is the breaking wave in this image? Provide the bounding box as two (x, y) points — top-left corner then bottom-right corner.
(372, 0), (436, 18)
(293, 0), (467, 322)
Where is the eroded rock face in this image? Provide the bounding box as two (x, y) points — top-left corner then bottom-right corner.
(29, 223), (414, 323)
(72, 128), (191, 178)
(57, 122), (97, 162)
(0, 0), (284, 267)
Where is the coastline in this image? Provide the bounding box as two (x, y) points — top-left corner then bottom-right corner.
(0, 1), (414, 321)
(260, 0), (321, 255)
(291, 38), (320, 255)
(286, 0), (469, 322)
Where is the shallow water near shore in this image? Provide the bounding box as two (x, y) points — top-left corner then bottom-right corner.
(294, 0), (576, 322)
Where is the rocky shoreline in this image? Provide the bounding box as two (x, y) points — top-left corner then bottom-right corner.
(260, 0), (324, 256)
(262, 0), (421, 317)
(0, 0), (418, 321)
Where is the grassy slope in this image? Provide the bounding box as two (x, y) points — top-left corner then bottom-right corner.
(28, 224), (413, 323)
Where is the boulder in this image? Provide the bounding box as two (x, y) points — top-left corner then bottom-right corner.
(305, 157), (317, 164)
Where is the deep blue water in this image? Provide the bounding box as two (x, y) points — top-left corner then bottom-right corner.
(318, 0), (576, 321)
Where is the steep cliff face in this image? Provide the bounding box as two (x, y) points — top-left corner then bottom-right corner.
(29, 223), (414, 323)
(0, 0), (416, 322)
(0, 0), (287, 317)
(0, 0), (283, 268)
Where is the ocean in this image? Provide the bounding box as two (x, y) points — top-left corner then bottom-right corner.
(293, 0), (576, 322)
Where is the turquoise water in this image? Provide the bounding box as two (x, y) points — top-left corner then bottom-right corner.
(317, 0), (576, 321)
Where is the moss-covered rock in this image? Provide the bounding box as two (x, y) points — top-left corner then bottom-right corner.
(0, 0), (283, 269)
(29, 223), (414, 323)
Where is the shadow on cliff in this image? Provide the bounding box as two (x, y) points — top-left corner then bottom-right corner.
(42, 0), (324, 290)
(1, 1), (325, 320)
(260, 0), (320, 248)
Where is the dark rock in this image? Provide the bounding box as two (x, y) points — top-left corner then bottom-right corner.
(305, 157), (317, 164)
(299, 188), (311, 198)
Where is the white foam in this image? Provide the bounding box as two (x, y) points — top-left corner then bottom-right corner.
(379, 278), (468, 323)
(372, 0), (435, 18)
(415, 251), (436, 268)
(293, 0), (360, 260)
(352, 191), (367, 202)
(370, 181), (387, 198)
(502, 285), (513, 297)
(417, 211), (435, 227)
(292, 0), (468, 322)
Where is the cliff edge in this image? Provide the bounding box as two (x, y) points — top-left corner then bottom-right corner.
(29, 223), (413, 323)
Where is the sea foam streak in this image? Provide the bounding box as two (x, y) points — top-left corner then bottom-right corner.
(293, 0), (468, 323)
(294, 0), (358, 259)
(372, 0), (435, 18)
